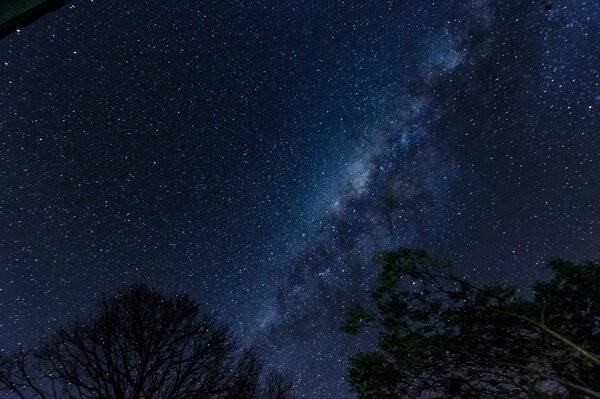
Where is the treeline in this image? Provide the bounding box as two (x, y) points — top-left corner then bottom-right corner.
(0, 285), (294, 399)
(342, 249), (600, 399)
(0, 249), (598, 398)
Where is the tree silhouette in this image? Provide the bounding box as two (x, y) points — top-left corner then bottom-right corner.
(0, 285), (294, 399)
(342, 248), (600, 399)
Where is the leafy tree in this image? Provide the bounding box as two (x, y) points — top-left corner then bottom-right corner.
(342, 248), (600, 398)
(0, 285), (295, 399)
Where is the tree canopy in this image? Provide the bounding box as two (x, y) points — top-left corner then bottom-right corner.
(342, 248), (600, 399)
(0, 285), (295, 399)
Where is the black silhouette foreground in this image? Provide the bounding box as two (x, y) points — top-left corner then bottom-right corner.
(0, 0), (72, 40)
(0, 285), (295, 399)
(342, 249), (600, 399)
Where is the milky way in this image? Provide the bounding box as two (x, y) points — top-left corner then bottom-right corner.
(257, 2), (496, 394)
(1, 1), (600, 398)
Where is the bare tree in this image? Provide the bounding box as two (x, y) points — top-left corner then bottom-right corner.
(0, 285), (295, 399)
(261, 369), (295, 399)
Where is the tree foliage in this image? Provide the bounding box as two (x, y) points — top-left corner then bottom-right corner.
(342, 248), (600, 398)
(0, 285), (295, 399)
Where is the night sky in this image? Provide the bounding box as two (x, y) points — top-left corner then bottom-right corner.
(1, 1), (599, 397)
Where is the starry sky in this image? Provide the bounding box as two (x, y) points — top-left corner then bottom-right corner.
(1, 1), (599, 397)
